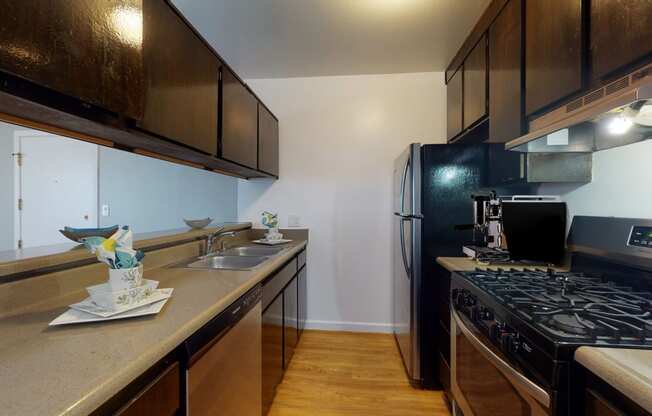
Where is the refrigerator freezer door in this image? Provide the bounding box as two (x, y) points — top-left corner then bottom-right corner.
(392, 143), (422, 384)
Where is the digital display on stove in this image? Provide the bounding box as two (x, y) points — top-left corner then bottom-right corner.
(628, 226), (652, 248)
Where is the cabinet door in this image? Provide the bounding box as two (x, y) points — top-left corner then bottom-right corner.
(222, 69), (258, 169)
(115, 363), (180, 416)
(525, 0), (582, 115)
(140, 0), (219, 155)
(297, 266), (307, 336)
(489, 0), (523, 143)
(590, 0), (652, 82)
(0, 0), (144, 119)
(258, 104), (279, 176)
(446, 68), (463, 141)
(262, 294), (283, 416)
(585, 388), (626, 416)
(283, 277), (298, 368)
(463, 35), (488, 130)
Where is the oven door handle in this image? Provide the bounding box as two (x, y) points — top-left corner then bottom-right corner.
(452, 309), (551, 408)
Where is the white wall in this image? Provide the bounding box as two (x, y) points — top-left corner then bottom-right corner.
(541, 139), (652, 222)
(239, 72), (446, 332)
(0, 123), (16, 251)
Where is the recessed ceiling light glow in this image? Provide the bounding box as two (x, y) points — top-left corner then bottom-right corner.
(607, 115), (633, 135)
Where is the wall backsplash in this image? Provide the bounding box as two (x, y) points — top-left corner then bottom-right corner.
(540, 139), (652, 224)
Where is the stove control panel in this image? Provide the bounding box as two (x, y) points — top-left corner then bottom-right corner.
(628, 226), (652, 248)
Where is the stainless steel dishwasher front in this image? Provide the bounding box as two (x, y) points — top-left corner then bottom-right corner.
(184, 285), (262, 416)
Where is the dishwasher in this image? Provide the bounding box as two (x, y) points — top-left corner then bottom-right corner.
(183, 285), (262, 416)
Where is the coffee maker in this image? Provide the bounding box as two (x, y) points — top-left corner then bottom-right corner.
(471, 191), (504, 249)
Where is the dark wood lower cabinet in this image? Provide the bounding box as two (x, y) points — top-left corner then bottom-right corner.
(262, 294), (284, 416)
(115, 363), (179, 416)
(575, 364), (650, 416)
(297, 266), (307, 336)
(283, 277), (299, 368)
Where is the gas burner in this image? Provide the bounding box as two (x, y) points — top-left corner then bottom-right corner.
(460, 269), (652, 344)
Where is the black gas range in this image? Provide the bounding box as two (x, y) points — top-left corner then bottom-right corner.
(449, 216), (652, 416)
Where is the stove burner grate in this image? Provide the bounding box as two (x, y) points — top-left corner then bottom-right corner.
(460, 268), (652, 343)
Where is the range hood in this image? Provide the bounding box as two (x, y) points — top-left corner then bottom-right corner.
(507, 63), (652, 153)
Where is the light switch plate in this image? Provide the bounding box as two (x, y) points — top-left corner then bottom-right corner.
(101, 204), (110, 217)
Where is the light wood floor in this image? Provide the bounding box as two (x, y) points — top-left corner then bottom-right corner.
(268, 330), (450, 416)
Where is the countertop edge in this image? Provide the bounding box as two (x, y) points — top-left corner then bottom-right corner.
(575, 346), (652, 413)
(69, 240), (308, 416)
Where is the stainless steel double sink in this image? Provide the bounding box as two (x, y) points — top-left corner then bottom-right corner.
(174, 245), (288, 271)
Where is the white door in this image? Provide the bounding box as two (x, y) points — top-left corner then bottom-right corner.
(15, 131), (98, 248)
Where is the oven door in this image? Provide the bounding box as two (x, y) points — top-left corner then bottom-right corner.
(451, 308), (551, 416)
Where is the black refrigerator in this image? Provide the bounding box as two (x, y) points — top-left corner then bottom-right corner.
(393, 143), (520, 389)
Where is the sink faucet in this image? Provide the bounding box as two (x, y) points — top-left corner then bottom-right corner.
(205, 231), (236, 255)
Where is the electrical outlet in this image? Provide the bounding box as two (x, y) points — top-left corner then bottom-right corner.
(288, 214), (301, 228)
(101, 204), (110, 217)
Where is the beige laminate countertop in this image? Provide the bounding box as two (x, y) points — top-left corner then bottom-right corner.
(575, 347), (652, 413)
(436, 256), (568, 272)
(0, 239), (307, 416)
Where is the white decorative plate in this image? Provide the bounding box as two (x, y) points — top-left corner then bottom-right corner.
(252, 239), (293, 246)
(69, 288), (173, 317)
(50, 295), (172, 326)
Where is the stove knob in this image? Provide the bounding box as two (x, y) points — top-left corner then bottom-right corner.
(481, 307), (494, 321)
(454, 291), (467, 308)
(464, 294), (476, 307)
(490, 323), (503, 340)
(471, 306), (481, 321)
(499, 332), (514, 352)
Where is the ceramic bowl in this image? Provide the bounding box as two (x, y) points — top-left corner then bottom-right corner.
(87, 279), (159, 311)
(184, 218), (213, 229)
(108, 264), (144, 291)
(58, 225), (119, 243)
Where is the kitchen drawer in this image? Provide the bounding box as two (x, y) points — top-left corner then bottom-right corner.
(298, 250), (306, 269)
(262, 258), (297, 310)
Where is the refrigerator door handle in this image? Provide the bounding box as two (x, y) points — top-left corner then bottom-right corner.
(399, 216), (411, 279)
(394, 212), (424, 219)
(399, 156), (410, 213)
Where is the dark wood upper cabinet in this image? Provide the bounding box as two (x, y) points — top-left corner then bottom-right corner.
(489, 0), (523, 143)
(590, 0), (652, 83)
(221, 69), (258, 169)
(463, 35), (488, 130)
(0, 0), (144, 119)
(525, 0), (582, 115)
(446, 68), (463, 141)
(139, 0), (219, 155)
(258, 104), (279, 176)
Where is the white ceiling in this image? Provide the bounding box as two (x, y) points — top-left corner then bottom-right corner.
(171, 0), (490, 79)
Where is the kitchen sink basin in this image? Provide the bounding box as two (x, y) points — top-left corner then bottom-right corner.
(181, 255), (269, 271)
(219, 246), (286, 257)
